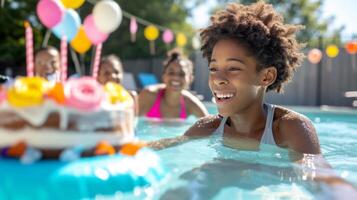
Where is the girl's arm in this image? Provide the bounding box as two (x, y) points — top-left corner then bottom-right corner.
(147, 115), (221, 150)
(279, 114), (356, 196)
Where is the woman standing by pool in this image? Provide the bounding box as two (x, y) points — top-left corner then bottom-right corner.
(138, 49), (208, 119)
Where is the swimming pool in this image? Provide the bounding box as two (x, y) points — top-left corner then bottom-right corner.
(130, 103), (357, 199)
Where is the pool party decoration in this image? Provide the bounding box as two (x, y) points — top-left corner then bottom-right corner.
(144, 25), (159, 55)
(104, 82), (132, 104)
(130, 17), (138, 42)
(61, 0), (85, 9)
(144, 25), (159, 41)
(345, 41), (357, 54)
(0, 86), (6, 104)
(52, 9), (81, 41)
(0, 150), (167, 199)
(345, 41), (357, 71)
(92, 44), (103, 79)
(70, 26), (92, 54)
(307, 48), (322, 64)
(326, 44), (339, 58)
(192, 35), (201, 50)
(24, 21), (34, 77)
(36, 0), (65, 29)
(65, 77), (104, 110)
(7, 77), (50, 107)
(47, 82), (66, 104)
(60, 36), (68, 82)
(93, 0), (122, 33)
(163, 29), (174, 44)
(176, 32), (187, 47)
(94, 141), (116, 155)
(84, 14), (109, 45)
(120, 142), (147, 156)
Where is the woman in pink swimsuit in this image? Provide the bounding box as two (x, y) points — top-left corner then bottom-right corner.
(138, 49), (208, 120)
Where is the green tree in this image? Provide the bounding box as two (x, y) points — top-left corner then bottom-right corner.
(0, 0), (44, 75)
(213, 0), (344, 48)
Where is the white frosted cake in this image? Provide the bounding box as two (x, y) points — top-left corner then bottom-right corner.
(0, 76), (136, 159)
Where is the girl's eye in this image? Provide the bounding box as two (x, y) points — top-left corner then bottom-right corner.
(229, 67), (241, 71)
(209, 67), (218, 72)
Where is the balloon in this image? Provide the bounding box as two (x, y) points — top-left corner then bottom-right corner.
(326, 45), (339, 58)
(192, 35), (201, 50)
(93, 0), (122, 33)
(83, 14), (109, 45)
(307, 48), (322, 64)
(36, 0), (65, 28)
(130, 17), (138, 34)
(162, 30), (174, 44)
(52, 9), (80, 41)
(61, 0), (85, 9)
(176, 33), (187, 47)
(345, 41), (357, 54)
(70, 26), (92, 54)
(144, 25), (159, 41)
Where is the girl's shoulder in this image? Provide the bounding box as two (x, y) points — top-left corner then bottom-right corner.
(273, 105), (321, 154)
(139, 84), (165, 98)
(273, 105), (311, 125)
(184, 115), (222, 137)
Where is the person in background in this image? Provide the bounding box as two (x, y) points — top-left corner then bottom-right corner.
(97, 54), (138, 116)
(34, 46), (60, 81)
(138, 49), (208, 120)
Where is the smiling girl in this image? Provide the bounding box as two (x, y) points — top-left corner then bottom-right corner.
(139, 49), (208, 119)
(147, 2), (357, 194)
(150, 2), (320, 154)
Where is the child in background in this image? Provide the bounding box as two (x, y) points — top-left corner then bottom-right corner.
(34, 46), (60, 81)
(97, 55), (123, 85)
(138, 49), (208, 120)
(97, 54), (138, 116)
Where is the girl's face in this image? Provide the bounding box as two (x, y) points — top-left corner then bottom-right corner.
(162, 61), (193, 92)
(97, 60), (123, 85)
(35, 49), (60, 79)
(209, 39), (269, 117)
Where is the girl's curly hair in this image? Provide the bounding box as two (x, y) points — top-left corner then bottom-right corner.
(200, 1), (305, 92)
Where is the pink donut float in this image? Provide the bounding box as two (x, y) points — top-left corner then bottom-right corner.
(0, 86), (7, 104)
(65, 77), (104, 111)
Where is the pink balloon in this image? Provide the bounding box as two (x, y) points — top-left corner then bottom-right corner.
(162, 30), (174, 44)
(130, 17), (138, 34)
(36, 0), (65, 28)
(83, 15), (109, 45)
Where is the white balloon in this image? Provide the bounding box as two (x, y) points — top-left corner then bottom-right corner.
(93, 0), (122, 33)
(192, 35), (201, 50)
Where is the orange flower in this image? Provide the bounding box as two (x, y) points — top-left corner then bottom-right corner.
(47, 82), (66, 104)
(7, 141), (27, 158)
(120, 142), (147, 156)
(94, 141), (116, 155)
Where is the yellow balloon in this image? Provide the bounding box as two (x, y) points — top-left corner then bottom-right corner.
(176, 33), (187, 47)
(144, 25), (159, 41)
(61, 0), (85, 9)
(70, 26), (92, 54)
(326, 45), (339, 58)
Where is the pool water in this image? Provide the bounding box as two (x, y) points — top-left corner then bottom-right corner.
(129, 103), (357, 200)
